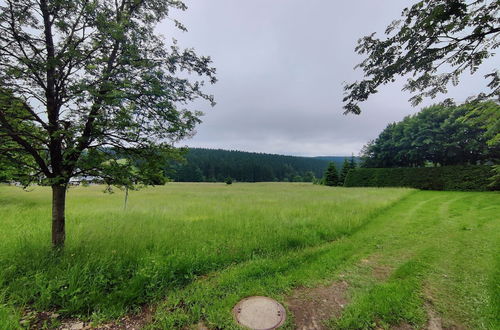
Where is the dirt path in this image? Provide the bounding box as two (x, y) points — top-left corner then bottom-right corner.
(286, 281), (348, 330)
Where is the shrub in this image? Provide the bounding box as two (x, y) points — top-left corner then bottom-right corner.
(344, 165), (498, 191)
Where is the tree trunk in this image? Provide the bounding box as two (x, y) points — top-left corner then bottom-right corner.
(124, 186), (129, 211)
(51, 184), (66, 248)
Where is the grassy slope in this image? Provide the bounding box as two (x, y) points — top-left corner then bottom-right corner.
(0, 183), (410, 325)
(0, 184), (498, 329)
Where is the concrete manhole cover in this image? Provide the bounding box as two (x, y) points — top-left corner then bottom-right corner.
(233, 296), (286, 329)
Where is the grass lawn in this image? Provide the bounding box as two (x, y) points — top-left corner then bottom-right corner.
(0, 183), (498, 329)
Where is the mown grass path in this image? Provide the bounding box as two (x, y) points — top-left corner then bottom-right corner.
(148, 190), (499, 329)
(331, 191), (499, 329)
(0, 185), (498, 329)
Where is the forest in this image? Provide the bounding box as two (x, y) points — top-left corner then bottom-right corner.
(360, 101), (499, 168)
(166, 148), (353, 182)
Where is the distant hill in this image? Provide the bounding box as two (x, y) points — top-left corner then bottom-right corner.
(166, 148), (356, 182)
(314, 156), (351, 162)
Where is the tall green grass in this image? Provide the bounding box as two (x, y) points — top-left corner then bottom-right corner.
(146, 190), (499, 329)
(0, 183), (412, 320)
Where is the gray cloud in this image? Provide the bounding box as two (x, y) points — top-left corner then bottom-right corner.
(159, 0), (499, 156)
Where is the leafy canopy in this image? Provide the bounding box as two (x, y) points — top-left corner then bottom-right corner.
(344, 0), (499, 114)
(360, 101), (500, 168)
(0, 0), (216, 187)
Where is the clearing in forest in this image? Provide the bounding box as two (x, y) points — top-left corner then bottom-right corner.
(0, 183), (498, 329)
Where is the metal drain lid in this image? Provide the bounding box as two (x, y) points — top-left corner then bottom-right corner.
(233, 296), (286, 329)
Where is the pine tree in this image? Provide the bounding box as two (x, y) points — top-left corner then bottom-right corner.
(339, 159), (351, 186)
(324, 162), (339, 186)
(349, 154), (357, 170)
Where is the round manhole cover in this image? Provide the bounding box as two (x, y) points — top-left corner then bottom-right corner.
(233, 296), (286, 329)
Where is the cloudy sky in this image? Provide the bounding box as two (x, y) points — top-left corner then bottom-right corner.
(160, 0), (498, 157)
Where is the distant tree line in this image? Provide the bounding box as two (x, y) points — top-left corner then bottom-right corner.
(0, 147), (358, 184)
(166, 148), (355, 183)
(360, 101), (499, 168)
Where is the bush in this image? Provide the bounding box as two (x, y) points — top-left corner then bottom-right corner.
(225, 177), (233, 185)
(344, 165), (498, 191)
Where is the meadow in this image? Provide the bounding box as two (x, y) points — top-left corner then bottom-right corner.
(0, 183), (498, 329)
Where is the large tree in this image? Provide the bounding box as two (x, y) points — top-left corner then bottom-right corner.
(0, 0), (216, 247)
(343, 0), (499, 114)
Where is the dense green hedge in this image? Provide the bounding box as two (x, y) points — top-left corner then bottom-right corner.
(344, 166), (498, 191)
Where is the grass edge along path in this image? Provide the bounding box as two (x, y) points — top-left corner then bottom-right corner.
(147, 190), (499, 330)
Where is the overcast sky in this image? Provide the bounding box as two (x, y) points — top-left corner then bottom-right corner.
(160, 0), (498, 157)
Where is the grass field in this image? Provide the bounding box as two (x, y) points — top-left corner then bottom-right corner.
(0, 183), (498, 329)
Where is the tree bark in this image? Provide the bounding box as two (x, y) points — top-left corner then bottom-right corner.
(124, 186), (129, 211)
(51, 184), (66, 248)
